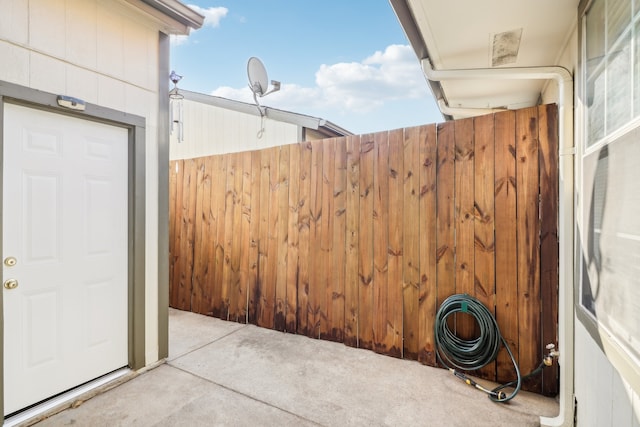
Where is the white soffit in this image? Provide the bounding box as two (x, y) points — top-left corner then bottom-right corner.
(405, 0), (578, 111)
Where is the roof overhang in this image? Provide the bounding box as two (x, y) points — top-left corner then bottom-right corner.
(124, 0), (204, 35)
(390, 0), (578, 120)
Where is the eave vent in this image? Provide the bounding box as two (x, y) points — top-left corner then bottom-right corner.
(491, 28), (523, 67)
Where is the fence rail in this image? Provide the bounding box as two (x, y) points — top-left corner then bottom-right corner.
(169, 104), (559, 395)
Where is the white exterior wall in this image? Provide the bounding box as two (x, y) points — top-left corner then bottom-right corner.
(0, 0), (163, 366)
(170, 98), (300, 160)
(543, 20), (640, 427)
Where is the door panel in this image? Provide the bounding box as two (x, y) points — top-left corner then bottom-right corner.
(3, 104), (129, 415)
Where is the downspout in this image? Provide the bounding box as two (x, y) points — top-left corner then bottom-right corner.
(422, 59), (575, 427)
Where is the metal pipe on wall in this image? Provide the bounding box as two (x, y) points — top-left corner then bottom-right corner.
(422, 59), (575, 427)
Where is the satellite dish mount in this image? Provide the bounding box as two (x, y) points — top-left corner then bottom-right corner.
(247, 57), (280, 117)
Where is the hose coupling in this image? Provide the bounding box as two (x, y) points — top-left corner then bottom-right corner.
(544, 343), (559, 366)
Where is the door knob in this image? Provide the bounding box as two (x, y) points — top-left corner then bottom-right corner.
(4, 257), (16, 267)
(4, 279), (18, 289)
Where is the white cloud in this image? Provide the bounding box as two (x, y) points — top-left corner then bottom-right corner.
(170, 34), (190, 46)
(171, 6), (228, 46)
(210, 44), (429, 117)
(316, 44), (427, 112)
(188, 5), (228, 28)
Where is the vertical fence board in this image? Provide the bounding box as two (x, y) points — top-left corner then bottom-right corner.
(320, 139), (337, 341)
(175, 159), (197, 311)
(286, 144), (301, 333)
(516, 107), (542, 393)
(373, 131), (391, 355)
(275, 146), (290, 331)
(387, 129), (404, 358)
(494, 110), (519, 383)
(436, 122), (456, 330)
(344, 135), (361, 347)
(247, 151), (261, 324)
(236, 151), (252, 323)
(255, 149), (271, 326)
(297, 142), (312, 336)
(418, 124), (437, 365)
(403, 127), (420, 360)
(221, 154), (238, 320)
(332, 138), (347, 343)
(473, 114), (497, 381)
(202, 156), (216, 316)
(210, 155), (225, 318)
(190, 158), (205, 313)
(262, 147), (280, 329)
(229, 153), (244, 322)
(192, 158), (211, 315)
(308, 141), (324, 338)
(213, 156), (229, 318)
(538, 104), (559, 395)
(454, 118), (475, 341)
(358, 134), (375, 350)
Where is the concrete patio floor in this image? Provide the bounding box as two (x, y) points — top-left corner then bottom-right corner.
(34, 308), (559, 426)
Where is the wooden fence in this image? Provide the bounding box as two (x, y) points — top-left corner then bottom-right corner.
(169, 104), (559, 395)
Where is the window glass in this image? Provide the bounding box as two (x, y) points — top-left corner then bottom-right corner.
(586, 0), (638, 145)
(608, 0), (631, 49)
(606, 33), (632, 133)
(588, 70), (606, 142)
(587, 0), (606, 78)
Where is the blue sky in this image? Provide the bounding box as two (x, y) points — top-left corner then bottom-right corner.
(170, 1), (442, 135)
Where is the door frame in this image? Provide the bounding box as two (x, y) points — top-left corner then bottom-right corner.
(0, 80), (147, 417)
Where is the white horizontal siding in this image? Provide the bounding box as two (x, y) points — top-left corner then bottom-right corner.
(169, 97), (301, 159)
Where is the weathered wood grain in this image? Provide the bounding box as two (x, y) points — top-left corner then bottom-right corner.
(435, 122), (456, 339)
(418, 124), (437, 365)
(454, 118), (475, 341)
(286, 144), (301, 333)
(387, 129), (404, 358)
(473, 114), (496, 380)
(516, 107), (541, 393)
(358, 134), (375, 350)
(403, 126), (420, 360)
(308, 141), (324, 338)
(296, 142), (312, 336)
(320, 139), (337, 341)
(494, 110), (519, 383)
(344, 135), (361, 347)
(538, 104), (559, 396)
(331, 138), (347, 343)
(373, 131), (391, 355)
(275, 145), (290, 331)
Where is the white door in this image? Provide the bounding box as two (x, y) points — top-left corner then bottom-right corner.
(3, 104), (129, 415)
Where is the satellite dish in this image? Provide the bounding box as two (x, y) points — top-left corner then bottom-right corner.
(247, 57), (281, 99)
(247, 57), (269, 97)
(246, 57), (281, 128)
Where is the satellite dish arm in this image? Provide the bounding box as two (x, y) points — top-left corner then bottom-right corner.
(250, 84), (266, 117)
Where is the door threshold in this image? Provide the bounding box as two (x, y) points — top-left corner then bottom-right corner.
(4, 367), (131, 427)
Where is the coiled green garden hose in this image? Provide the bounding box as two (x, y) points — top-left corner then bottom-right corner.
(434, 293), (523, 403)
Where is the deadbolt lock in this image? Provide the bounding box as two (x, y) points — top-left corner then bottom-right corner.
(4, 257), (17, 267)
(4, 279), (18, 290)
